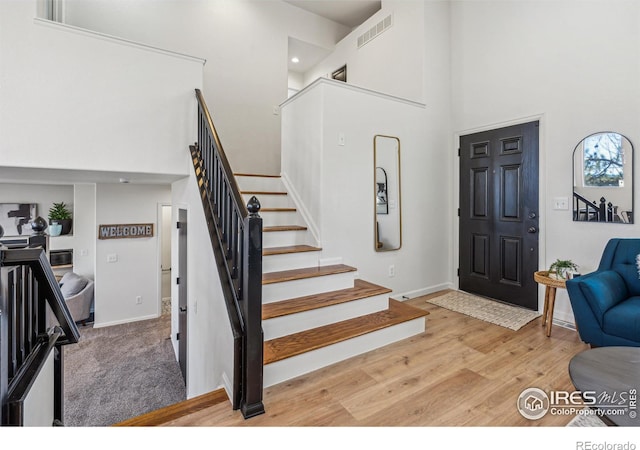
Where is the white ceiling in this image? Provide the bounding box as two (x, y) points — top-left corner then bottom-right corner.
(285, 1), (381, 74)
(284, 1), (381, 29)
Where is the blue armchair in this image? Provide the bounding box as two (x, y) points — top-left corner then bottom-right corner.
(566, 238), (640, 347)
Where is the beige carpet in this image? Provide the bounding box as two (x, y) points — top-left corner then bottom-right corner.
(426, 290), (541, 331)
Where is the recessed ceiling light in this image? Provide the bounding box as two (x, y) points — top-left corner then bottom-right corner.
(291, 57), (299, 64)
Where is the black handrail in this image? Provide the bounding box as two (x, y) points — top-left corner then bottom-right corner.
(0, 247), (79, 425)
(193, 89), (264, 418)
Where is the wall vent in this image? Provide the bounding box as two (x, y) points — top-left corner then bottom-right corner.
(357, 14), (393, 49)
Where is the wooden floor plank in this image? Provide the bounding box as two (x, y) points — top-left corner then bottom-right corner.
(160, 290), (589, 427)
(262, 264), (356, 285)
(263, 279), (391, 320)
(263, 300), (428, 364)
(263, 244), (321, 256)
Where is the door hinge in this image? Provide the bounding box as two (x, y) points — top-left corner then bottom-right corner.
(458, 148), (460, 156)
(176, 277), (180, 285)
(458, 208), (460, 217)
(457, 268), (460, 276)
(176, 332), (180, 341)
(176, 221), (181, 229)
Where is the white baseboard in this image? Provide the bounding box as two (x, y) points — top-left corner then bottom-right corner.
(391, 282), (454, 301)
(92, 313), (159, 329)
(220, 372), (233, 405)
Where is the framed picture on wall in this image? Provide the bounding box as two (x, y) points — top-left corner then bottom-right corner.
(0, 203), (37, 237)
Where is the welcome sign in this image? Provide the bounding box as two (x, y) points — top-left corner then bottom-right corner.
(98, 223), (154, 240)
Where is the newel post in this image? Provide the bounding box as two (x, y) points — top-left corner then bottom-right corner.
(241, 196), (265, 418)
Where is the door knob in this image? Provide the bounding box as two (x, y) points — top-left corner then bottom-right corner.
(528, 227), (537, 234)
(529, 212), (537, 219)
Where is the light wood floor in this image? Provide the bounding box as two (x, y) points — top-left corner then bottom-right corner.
(164, 290), (589, 427)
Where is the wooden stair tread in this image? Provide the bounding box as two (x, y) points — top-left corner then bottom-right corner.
(263, 225), (307, 232)
(264, 300), (429, 365)
(241, 190), (287, 195)
(263, 245), (321, 256)
(234, 173), (281, 178)
(113, 389), (229, 426)
(262, 264), (356, 285)
(263, 279), (391, 320)
(261, 207), (296, 212)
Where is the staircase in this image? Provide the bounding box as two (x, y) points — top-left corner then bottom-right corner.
(235, 173), (429, 387)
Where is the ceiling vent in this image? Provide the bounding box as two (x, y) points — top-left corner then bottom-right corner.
(357, 14), (393, 49)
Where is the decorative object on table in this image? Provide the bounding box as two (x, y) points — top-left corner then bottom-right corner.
(30, 216), (48, 234)
(48, 223), (62, 236)
(548, 259), (578, 280)
(566, 238), (640, 347)
(48, 202), (73, 235)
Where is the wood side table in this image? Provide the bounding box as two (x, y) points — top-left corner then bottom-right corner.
(534, 270), (566, 337)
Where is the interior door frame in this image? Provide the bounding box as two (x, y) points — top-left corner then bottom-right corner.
(452, 114), (547, 311)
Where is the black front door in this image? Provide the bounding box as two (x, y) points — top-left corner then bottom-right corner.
(459, 121), (539, 310)
(178, 208), (188, 383)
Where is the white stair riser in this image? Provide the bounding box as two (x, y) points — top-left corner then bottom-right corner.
(263, 294), (389, 340)
(242, 193), (293, 209)
(263, 271), (355, 304)
(263, 317), (427, 387)
(235, 176), (284, 192)
(263, 230), (312, 248)
(263, 250), (320, 273)
(260, 210), (303, 227)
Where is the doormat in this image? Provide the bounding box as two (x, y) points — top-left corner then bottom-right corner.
(426, 290), (540, 331)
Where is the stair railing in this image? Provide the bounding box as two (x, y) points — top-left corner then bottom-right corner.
(193, 89), (264, 418)
(0, 247), (80, 426)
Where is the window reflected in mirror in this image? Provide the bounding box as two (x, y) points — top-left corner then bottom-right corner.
(374, 135), (401, 251)
(573, 132), (633, 223)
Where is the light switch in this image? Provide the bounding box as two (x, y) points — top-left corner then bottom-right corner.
(553, 197), (569, 210)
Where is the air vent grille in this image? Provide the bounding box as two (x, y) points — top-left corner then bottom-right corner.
(357, 14), (393, 49)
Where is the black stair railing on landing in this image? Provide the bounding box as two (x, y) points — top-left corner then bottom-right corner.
(0, 248), (80, 426)
(193, 88), (264, 419)
(573, 192), (617, 222)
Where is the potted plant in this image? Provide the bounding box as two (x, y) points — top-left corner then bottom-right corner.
(48, 202), (73, 236)
(549, 259), (578, 280)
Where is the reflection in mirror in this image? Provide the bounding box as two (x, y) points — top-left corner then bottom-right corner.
(573, 132), (633, 223)
(374, 135), (401, 251)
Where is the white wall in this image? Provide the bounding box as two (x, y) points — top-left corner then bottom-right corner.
(450, 0), (640, 323)
(171, 175), (234, 399)
(94, 183), (171, 327)
(281, 78), (452, 297)
(304, 0), (425, 103)
(63, 0), (350, 175)
(0, 0), (201, 178)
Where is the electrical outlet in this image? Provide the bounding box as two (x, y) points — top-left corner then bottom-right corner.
(388, 265), (395, 277)
(107, 254), (118, 263)
(338, 132), (345, 146)
(136, 296), (142, 304)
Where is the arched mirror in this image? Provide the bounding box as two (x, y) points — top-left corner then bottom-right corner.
(573, 132), (633, 223)
(374, 135), (401, 251)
